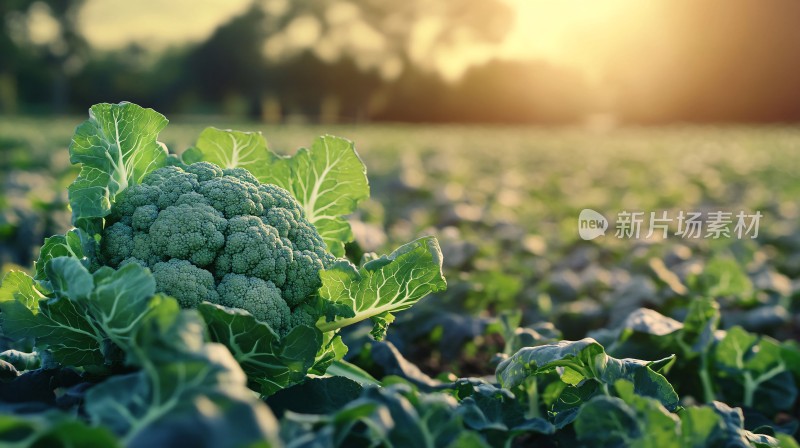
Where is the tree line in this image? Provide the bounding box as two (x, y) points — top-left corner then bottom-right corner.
(3, 0), (800, 124)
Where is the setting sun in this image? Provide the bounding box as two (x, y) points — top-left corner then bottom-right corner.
(501, 0), (663, 79)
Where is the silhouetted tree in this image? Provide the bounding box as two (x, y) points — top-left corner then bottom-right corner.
(0, 0), (87, 113)
(184, 5), (271, 115)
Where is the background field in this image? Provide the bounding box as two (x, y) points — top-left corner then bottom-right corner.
(3, 119), (799, 378)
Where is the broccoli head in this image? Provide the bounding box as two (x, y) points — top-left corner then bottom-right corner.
(151, 259), (219, 308)
(217, 274), (291, 334)
(100, 161), (334, 331)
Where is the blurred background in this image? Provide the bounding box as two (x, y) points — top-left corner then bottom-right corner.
(3, 0), (800, 123)
(2, 0), (800, 382)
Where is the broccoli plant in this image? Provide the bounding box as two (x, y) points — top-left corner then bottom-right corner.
(99, 160), (336, 335)
(2, 102), (446, 399)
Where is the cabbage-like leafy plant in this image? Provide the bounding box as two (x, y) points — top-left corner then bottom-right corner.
(0, 102), (446, 444)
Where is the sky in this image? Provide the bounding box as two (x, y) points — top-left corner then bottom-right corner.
(77, 0), (639, 81)
(499, 0), (638, 80)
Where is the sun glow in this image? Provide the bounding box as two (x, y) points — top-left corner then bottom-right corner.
(500, 0), (651, 79)
(78, 0), (674, 88)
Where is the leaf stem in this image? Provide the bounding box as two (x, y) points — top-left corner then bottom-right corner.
(524, 376), (541, 419)
(699, 353), (715, 404)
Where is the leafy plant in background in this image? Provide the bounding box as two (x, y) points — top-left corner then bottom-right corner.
(593, 298), (800, 432)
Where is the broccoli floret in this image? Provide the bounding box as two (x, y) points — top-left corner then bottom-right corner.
(119, 257), (146, 268)
(185, 161), (223, 182)
(152, 259), (219, 308)
(263, 207), (329, 256)
(99, 162), (336, 334)
(214, 216), (292, 285)
(290, 303), (320, 329)
(141, 166), (199, 209)
(223, 167), (259, 185)
(131, 205), (159, 231)
(216, 274), (290, 333)
(148, 203), (227, 267)
(256, 184), (303, 215)
(101, 222), (134, 266)
(130, 232), (161, 266)
(284, 250), (330, 307)
(263, 208), (295, 239)
(174, 192), (209, 207)
(199, 176), (260, 218)
(110, 184), (160, 224)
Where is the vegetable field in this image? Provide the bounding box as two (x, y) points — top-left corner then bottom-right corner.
(1, 104), (800, 447)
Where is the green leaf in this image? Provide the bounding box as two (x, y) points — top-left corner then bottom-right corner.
(0, 272), (46, 341)
(707, 401), (779, 447)
(44, 256), (94, 301)
(44, 259), (165, 368)
(198, 302), (323, 396)
(588, 381), (679, 444)
(574, 396), (648, 447)
(0, 261), (104, 367)
(782, 340), (800, 380)
(550, 380), (600, 429)
(576, 389), (780, 448)
(450, 379), (555, 441)
(496, 338), (679, 428)
(679, 298), (721, 355)
(309, 331), (348, 376)
(613, 380), (681, 447)
(678, 407), (721, 447)
(496, 338), (605, 390)
(358, 385), (471, 447)
(258, 135), (369, 257)
(687, 258), (753, 301)
(369, 311), (396, 340)
(325, 360), (382, 387)
(24, 294), (105, 367)
(776, 433), (800, 448)
(575, 383), (682, 448)
(132, 295), (204, 362)
(86, 347), (275, 447)
(0, 411), (121, 448)
(281, 383), (478, 447)
(191, 127), (271, 178)
(1, 258), (164, 369)
(265, 376), (365, 417)
(280, 401), (388, 447)
(86, 264), (157, 355)
(603, 356), (679, 410)
(180, 145), (203, 164)
(316, 236), (447, 338)
(0, 270), (46, 309)
(596, 299), (724, 407)
(715, 327), (783, 377)
(592, 300), (720, 363)
(713, 326), (795, 412)
(34, 228), (96, 281)
(85, 307), (280, 447)
(68, 102), (168, 232)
